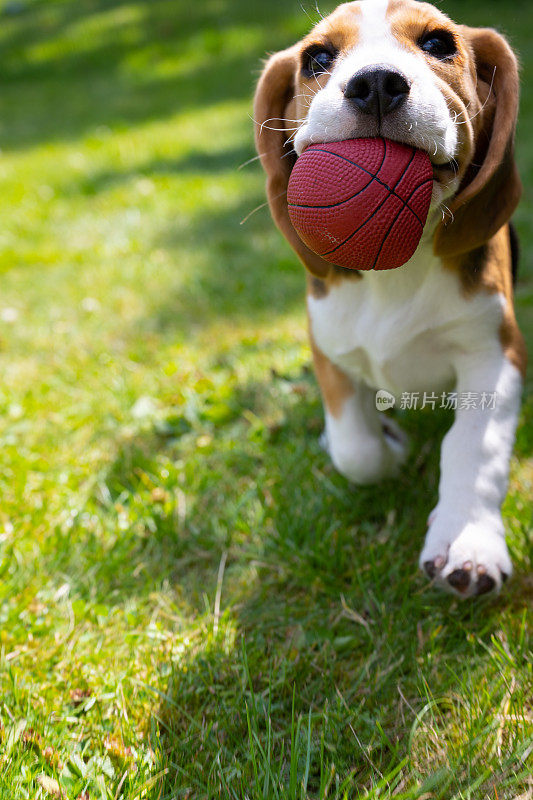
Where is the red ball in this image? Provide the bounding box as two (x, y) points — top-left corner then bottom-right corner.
(287, 138), (433, 271)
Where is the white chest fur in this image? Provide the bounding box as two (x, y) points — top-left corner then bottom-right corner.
(307, 242), (505, 396)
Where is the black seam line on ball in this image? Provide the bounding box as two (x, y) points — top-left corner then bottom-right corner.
(307, 144), (429, 220)
(287, 139), (387, 211)
(287, 174), (374, 209)
(370, 175), (432, 269)
(318, 174), (431, 260)
(318, 194), (391, 256)
(318, 153), (428, 258)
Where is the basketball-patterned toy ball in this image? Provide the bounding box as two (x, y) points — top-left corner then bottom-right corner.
(287, 138), (433, 271)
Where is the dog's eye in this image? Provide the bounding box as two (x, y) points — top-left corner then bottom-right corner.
(419, 30), (457, 60)
(303, 48), (336, 77)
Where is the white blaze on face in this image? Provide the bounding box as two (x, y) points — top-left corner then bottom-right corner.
(358, 0), (393, 48)
(331, 0), (405, 95)
(294, 0), (459, 197)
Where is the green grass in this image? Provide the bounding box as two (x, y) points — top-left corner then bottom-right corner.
(0, 0), (531, 798)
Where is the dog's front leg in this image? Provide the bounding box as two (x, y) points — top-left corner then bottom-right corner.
(311, 339), (408, 485)
(420, 354), (523, 596)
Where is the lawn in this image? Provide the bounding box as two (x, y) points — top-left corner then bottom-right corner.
(0, 0), (531, 798)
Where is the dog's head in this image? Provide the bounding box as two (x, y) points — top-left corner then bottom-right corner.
(254, 0), (521, 276)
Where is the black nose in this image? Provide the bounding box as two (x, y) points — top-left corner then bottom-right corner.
(344, 68), (410, 118)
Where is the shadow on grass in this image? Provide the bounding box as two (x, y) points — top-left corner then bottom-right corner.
(60, 145), (255, 198)
(0, 0), (309, 151)
(139, 196), (306, 332)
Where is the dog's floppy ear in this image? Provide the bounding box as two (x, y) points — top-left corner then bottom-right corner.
(254, 46), (331, 278)
(434, 28), (522, 258)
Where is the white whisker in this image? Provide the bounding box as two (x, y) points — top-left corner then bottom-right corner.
(300, 2), (319, 25)
(452, 67), (497, 126)
(308, 53), (333, 78)
(440, 203), (454, 224)
(238, 153), (264, 169)
(314, 0), (325, 21)
(249, 114), (303, 134)
(262, 116), (306, 124)
(240, 190), (286, 225)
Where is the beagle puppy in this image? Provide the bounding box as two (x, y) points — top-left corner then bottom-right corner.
(254, 0), (527, 597)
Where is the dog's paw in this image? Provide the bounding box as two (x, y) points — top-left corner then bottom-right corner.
(324, 419), (408, 485)
(420, 517), (512, 597)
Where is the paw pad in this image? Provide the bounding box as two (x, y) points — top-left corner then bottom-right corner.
(422, 559), (505, 597)
(447, 568), (470, 592)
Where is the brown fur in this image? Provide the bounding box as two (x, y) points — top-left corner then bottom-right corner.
(433, 28), (522, 257)
(309, 329), (355, 418)
(307, 266), (362, 299)
(253, 45), (332, 278)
